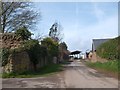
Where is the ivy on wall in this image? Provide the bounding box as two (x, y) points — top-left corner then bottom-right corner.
(0, 48), (9, 66)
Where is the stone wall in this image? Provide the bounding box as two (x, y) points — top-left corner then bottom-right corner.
(2, 52), (48, 73)
(1, 33), (30, 73)
(3, 51), (30, 73)
(0, 33), (23, 49)
(90, 52), (107, 63)
(1, 33), (48, 73)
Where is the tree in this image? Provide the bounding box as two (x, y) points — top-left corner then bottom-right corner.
(0, 2), (40, 33)
(59, 42), (68, 50)
(24, 39), (47, 71)
(49, 22), (63, 42)
(41, 37), (59, 63)
(59, 42), (69, 61)
(25, 40), (40, 71)
(15, 26), (32, 40)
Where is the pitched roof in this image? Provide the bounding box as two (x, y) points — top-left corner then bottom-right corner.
(92, 39), (111, 51)
(70, 51), (81, 55)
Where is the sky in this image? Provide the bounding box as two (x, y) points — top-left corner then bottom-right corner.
(32, 2), (118, 52)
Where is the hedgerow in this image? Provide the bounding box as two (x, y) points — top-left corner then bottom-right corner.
(96, 36), (120, 60)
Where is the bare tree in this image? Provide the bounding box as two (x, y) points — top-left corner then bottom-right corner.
(35, 33), (48, 41)
(49, 22), (63, 42)
(0, 2), (40, 33)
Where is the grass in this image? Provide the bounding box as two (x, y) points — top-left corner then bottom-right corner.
(0, 73), (2, 78)
(86, 60), (120, 78)
(2, 64), (63, 78)
(86, 60), (119, 73)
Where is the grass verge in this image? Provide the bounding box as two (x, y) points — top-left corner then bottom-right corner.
(2, 64), (63, 78)
(86, 60), (119, 78)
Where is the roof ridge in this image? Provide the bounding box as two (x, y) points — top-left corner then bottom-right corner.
(93, 38), (112, 40)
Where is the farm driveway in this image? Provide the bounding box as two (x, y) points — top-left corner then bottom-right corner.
(2, 60), (118, 88)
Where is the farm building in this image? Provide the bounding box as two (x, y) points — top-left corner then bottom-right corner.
(92, 39), (111, 52)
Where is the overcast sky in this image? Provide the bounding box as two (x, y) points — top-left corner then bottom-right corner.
(32, 2), (118, 52)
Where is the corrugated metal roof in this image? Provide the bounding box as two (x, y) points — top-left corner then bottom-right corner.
(92, 39), (111, 51)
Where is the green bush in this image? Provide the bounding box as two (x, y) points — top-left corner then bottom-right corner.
(15, 26), (33, 40)
(41, 37), (59, 62)
(1, 39), (48, 72)
(23, 39), (48, 70)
